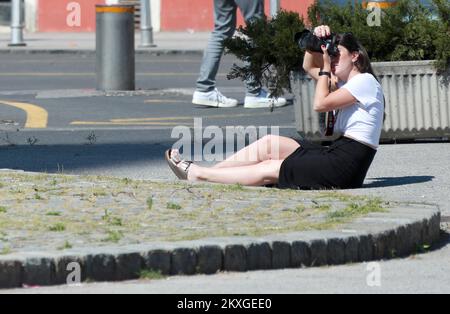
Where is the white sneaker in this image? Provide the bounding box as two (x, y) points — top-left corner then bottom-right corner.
(244, 90), (287, 109)
(192, 89), (239, 108)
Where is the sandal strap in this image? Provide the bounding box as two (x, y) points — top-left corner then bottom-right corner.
(178, 161), (193, 172)
(170, 151), (182, 164)
(170, 151), (192, 166)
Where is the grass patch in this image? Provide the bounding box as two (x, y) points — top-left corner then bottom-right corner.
(122, 178), (132, 185)
(209, 183), (245, 193)
(0, 246), (11, 255)
(227, 183), (245, 192)
(313, 203), (332, 211)
(102, 230), (123, 243)
(92, 189), (107, 197)
(147, 197), (153, 210)
(139, 269), (166, 280)
(167, 202), (182, 210)
(57, 241), (73, 250)
(49, 223), (66, 232)
(108, 217), (123, 227)
(102, 209), (123, 226)
(46, 211), (61, 216)
(0, 206), (6, 214)
(416, 244), (432, 254)
(102, 209), (110, 220)
(327, 198), (386, 222)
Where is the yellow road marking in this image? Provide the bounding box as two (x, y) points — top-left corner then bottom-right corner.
(71, 121), (192, 126)
(0, 100), (48, 128)
(71, 112), (283, 126)
(110, 112), (282, 123)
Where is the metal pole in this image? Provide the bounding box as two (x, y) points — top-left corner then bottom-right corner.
(9, 0), (26, 47)
(140, 0), (157, 48)
(270, 0), (280, 17)
(96, 5), (135, 91)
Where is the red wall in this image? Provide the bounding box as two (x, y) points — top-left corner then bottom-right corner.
(37, 0), (315, 32)
(161, 0), (315, 31)
(38, 0), (106, 32)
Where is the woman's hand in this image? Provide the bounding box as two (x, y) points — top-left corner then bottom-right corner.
(321, 45), (332, 72)
(314, 25), (331, 38)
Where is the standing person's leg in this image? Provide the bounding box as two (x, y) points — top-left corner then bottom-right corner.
(235, 0), (288, 108)
(196, 0), (236, 93)
(235, 0), (264, 97)
(193, 0), (239, 108)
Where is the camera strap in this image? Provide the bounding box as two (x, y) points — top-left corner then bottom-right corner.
(324, 77), (337, 137)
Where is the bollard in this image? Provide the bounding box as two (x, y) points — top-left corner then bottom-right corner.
(9, 0), (26, 47)
(270, 0), (280, 17)
(140, 0), (157, 48)
(96, 5), (135, 91)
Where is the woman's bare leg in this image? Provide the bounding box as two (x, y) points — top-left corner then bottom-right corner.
(213, 135), (300, 169)
(188, 160), (284, 186)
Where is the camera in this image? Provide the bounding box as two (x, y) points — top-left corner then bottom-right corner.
(295, 30), (339, 57)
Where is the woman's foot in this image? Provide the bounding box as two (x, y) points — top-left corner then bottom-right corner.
(165, 149), (198, 181)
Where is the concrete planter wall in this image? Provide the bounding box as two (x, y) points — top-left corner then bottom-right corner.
(292, 60), (450, 142)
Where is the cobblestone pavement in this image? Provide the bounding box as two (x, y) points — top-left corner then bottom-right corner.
(0, 171), (390, 254)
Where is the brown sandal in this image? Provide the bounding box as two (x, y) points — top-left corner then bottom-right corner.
(165, 149), (193, 180)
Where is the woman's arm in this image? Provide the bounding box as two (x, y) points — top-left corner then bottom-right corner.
(314, 86), (356, 112)
(303, 25), (338, 89)
(303, 50), (324, 81)
(313, 45), (356, 112)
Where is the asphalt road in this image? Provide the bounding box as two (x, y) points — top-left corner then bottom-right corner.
(0, 53), (449, 294)
(0, 53), (240, 91)
(0, 53), (297, 178)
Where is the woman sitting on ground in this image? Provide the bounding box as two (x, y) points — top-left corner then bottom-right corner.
(165, 25), (385, 190)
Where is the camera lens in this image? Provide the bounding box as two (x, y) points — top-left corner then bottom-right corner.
(295, 30), (338, 56)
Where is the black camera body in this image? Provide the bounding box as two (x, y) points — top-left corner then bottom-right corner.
(295, 30), (339, 57)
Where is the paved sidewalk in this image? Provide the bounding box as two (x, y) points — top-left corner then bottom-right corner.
(0, 31), (209, 54)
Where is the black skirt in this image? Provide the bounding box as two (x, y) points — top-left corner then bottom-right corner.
(278, 136), (376, 190)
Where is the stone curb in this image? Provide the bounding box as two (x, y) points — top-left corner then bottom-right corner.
(0, 204), (441, 289)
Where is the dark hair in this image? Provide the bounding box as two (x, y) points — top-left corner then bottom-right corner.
(335, 33), (378, 82)
(336, 33), (386, 122)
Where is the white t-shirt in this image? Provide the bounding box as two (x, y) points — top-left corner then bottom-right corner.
(335, 73), (384, 149)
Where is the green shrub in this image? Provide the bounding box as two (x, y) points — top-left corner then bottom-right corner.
(225, 0), (450, 97)
(308, 0), (449, 70)
(432, 0), (450, 73)
(224, 10), (305, 98)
